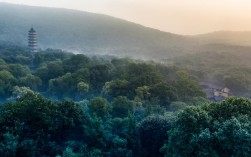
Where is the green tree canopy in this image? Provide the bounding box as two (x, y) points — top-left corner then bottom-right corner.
(163, 97), (251, 157)
(89, 97), (111, 117)
(112, 96), (135, 118)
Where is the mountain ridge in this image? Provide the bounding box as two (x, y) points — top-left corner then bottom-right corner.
(0, 3), (197, 60)
(1, 3), (251, 60)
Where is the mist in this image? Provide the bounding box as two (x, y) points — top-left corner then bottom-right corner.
(1, 0), (251, 34)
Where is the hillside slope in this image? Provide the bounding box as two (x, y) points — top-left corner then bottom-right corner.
(0, 3), (198, 60)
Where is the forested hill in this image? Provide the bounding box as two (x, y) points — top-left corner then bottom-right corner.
(0, 3), (196, 60)
(0, 45), (251, 157)
(2, 3), (251, 61)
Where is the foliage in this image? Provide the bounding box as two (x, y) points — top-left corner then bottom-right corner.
(138, 115), (174, 157)
(0, 70), (17, 99)
(163, 97), (251, 157)
(168, 101), (187, 112)
(19, 74), (42, 90)
(0, 132), (19, 157)
(48, 73), (76, 99)
(77, 81), (89, 98)
(173, 49), (251, 96)
(63, 54), (90, 73)
(0, 45), (236, 157)
(0, 45), (205, 105)
(102, 79), (130, 100)
(149, 82), (177, 106)
(112, 96), (135, 118)
(0, 92), (85, 156)
(89, 97), (111, 117)
(173, 70), (206, 101)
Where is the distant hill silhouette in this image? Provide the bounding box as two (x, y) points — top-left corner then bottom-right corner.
(0, 3), (198, 60)
(1, 3), (251, 60)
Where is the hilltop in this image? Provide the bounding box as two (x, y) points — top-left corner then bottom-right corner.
(0, 3), (197, 60)
(1, 3), (251, 61)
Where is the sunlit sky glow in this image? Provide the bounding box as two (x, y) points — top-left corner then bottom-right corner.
(0, 0), (251, 35)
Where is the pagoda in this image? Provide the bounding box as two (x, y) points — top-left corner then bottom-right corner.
(28, 27), (37, 53)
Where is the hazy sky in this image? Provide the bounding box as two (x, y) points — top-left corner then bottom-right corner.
(0, 0), (251, 35)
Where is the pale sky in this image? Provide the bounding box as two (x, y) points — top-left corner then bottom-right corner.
(0, 0), (251, 35)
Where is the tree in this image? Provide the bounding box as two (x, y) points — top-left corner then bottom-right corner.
(162, 106), (211, 157)
(135, 86), (151, 101)
(48, 73), (76, 99)
(77, 82), (89, 97)
(63, 54), (90, 72)
(163, 97), (251, 157)
(0, 92), (88, 156)
(73, 68), (90, 83)
(168, 101), (187, 112)
(89, 97), (111, 117)
(149, 82), (177, 106)
(8, 64), (29, 78)
(212, 116), (251, 157)
(138, 115), (174, 157)
(124, 63), (164, 93)
(0, 70), (17, 99)
(174, 70), (206, 101)
(46, 61), (64, 78)
(0, 132), (19, 157)
(102, 79), (130, 100)
(83, 116), (107, 149)
(110, 136), (129, 157)
(35, 61), (64, 90)
(89, 65), (111, 93)
(112, 96), (135, 118)
(0, 92), (59, 156)
(62, 147), (77, 157)
(203, 97), (251, 121)
(56, 100), (85, 139)
(19, 74), (42, 90)
(9, 86), (35, 101)
(0, 58), (8, 71)
(223, 68), (251, 94)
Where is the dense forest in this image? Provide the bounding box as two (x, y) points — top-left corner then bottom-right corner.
(172, 44), (251, 96)
(0, 44), (251, 157)
(0, 44), (206, 103)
